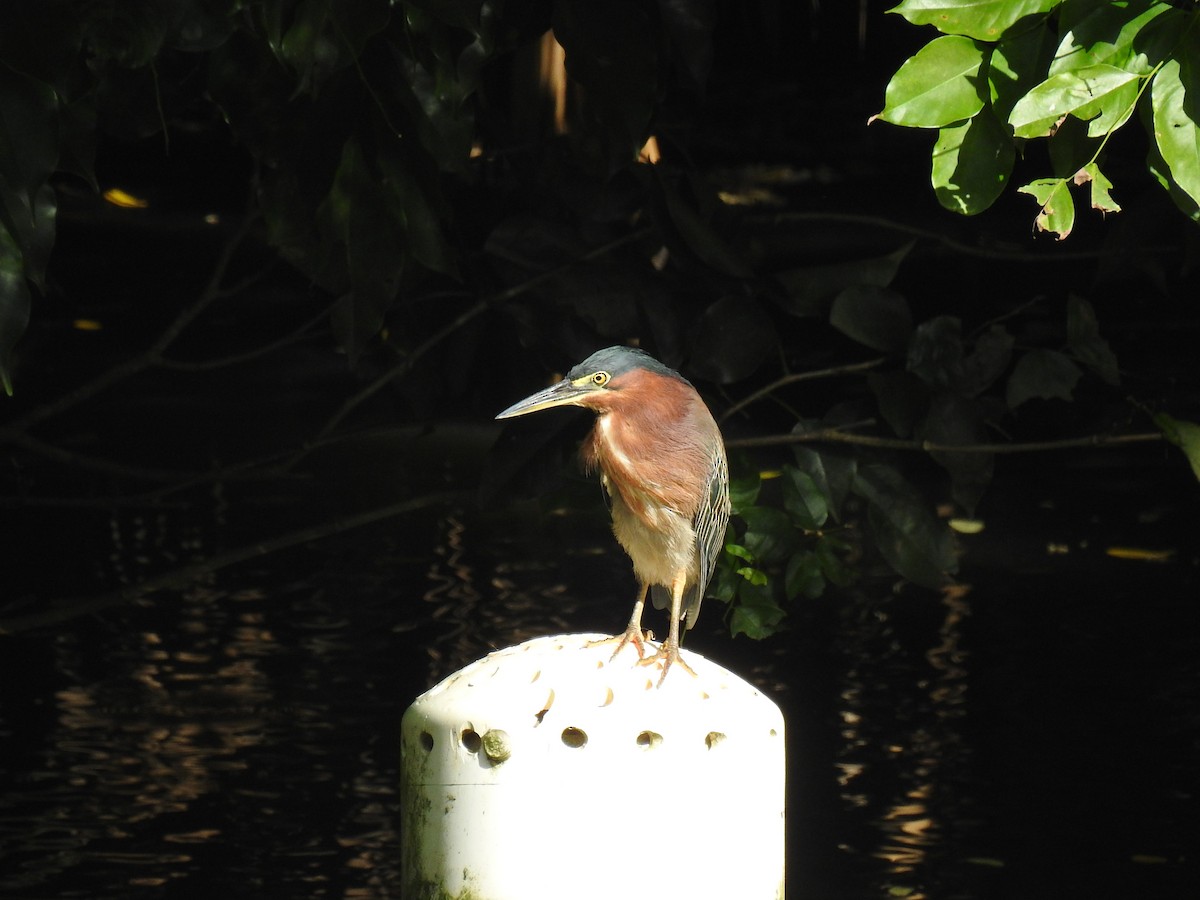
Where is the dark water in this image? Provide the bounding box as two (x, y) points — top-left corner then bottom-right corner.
(2, 441), (1198, 899)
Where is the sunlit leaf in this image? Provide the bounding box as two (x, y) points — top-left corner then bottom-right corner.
(1009, 65), (1141, 138)
(1151, 56), (1200, 209)
(989, 23), (1057, 119)
(932, 109), (1015, 215)
(888, 0), (1060, 41)
(1049, 0), (1178, 79)
(1017, 177), (1076, 238)
(874, 35), (988, 128)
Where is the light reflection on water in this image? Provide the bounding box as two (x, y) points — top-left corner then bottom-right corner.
(2, 497), (1196, 898)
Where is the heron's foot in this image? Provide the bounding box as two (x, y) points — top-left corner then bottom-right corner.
(587, 625), (652, 661)
(638, 639), (697, 685)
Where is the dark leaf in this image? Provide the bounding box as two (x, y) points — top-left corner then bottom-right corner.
(1066, 295), (1119, 385)
(918, 392), (994, 514)
(907, 315), (966, 389)
(688, 296), (775, 384)
(959, 324), (1013, 396)
(868, 370), (927, 438)
(774, 241), (914, 318)
(791, 445), (857, 523)
(0, 222), (31, 395)
(829, 285), (913, 353)
(853, 463), (957, 588)
(652, 170), (753, 278)
(785, 551), (825, 601)
(740, 505), (797, 564)
(657, 0), (715, 90)
(1006, 348), (1082, 408)
(727, 470), (762, 515)
(782, 467), (829, 530)
(0, 66), (58, 205)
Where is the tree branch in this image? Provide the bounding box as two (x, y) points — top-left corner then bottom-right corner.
(719, 357), (888, 424)
(0, 489), (469, 634)
(727, 427), (1164, 453)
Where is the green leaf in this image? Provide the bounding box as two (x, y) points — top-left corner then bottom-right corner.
(888, 0), (1061, 41)
(730, 602), (786, 640)
(1009, 65), (1141, 138)
(1050, 0), (1177, 79)
(783, 467), (829, 530)
(1151, 56), (1200, 209)
(1006, 348), (1082, 408)
(735, 566), (769, 587)
(989, 23), (1058, 119)
(1066, 295), (1119, 385)
(932, 108), (1015, 215)
(829, 285), (913, 353)
(875, 35), (989, 128)
(1071, 163), (1120, 215)
(1153, 413), (1200, 483)
(853, 463), (957, 588)
(1017, 177), (1076, 239)
(725, 543), (755, 563)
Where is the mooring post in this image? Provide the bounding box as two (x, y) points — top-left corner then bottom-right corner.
(400, 633), (785, 899)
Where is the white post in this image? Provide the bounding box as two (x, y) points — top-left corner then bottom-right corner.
(400, 633), (786, 899)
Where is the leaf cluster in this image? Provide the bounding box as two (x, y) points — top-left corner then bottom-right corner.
(875, 0), (1200, 238)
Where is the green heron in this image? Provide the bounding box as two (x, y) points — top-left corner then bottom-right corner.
(497, 346), (730, 682)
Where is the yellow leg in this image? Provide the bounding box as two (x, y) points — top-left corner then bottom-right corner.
(589, 582), (650, 660)
(640, 570), (697, 685)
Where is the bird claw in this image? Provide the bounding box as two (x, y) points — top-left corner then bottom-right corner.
(587, 626), (652, 661)
(638, 640), (697, 685)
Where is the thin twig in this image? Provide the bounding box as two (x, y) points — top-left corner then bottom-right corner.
(8, 209), (260, 432)
(727, 427), (1164, 453)
(311, 228), (651, 441)
(0, 489), (469, 634)
(719, 357), (887, 424)
(750, 211), (1119, 261)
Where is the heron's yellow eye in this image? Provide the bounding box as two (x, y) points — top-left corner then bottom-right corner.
(591, 371), (610, 386)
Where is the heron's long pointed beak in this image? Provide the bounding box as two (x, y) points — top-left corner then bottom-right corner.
(495, 378), (593, 419)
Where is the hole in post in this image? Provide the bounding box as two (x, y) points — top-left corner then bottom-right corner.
(461, 728), (482, 753)
(636, 730), (662, 749)
(419, 731), (434, 752)
(705, 731), (726, 749)
(561, 727), (588, 749)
